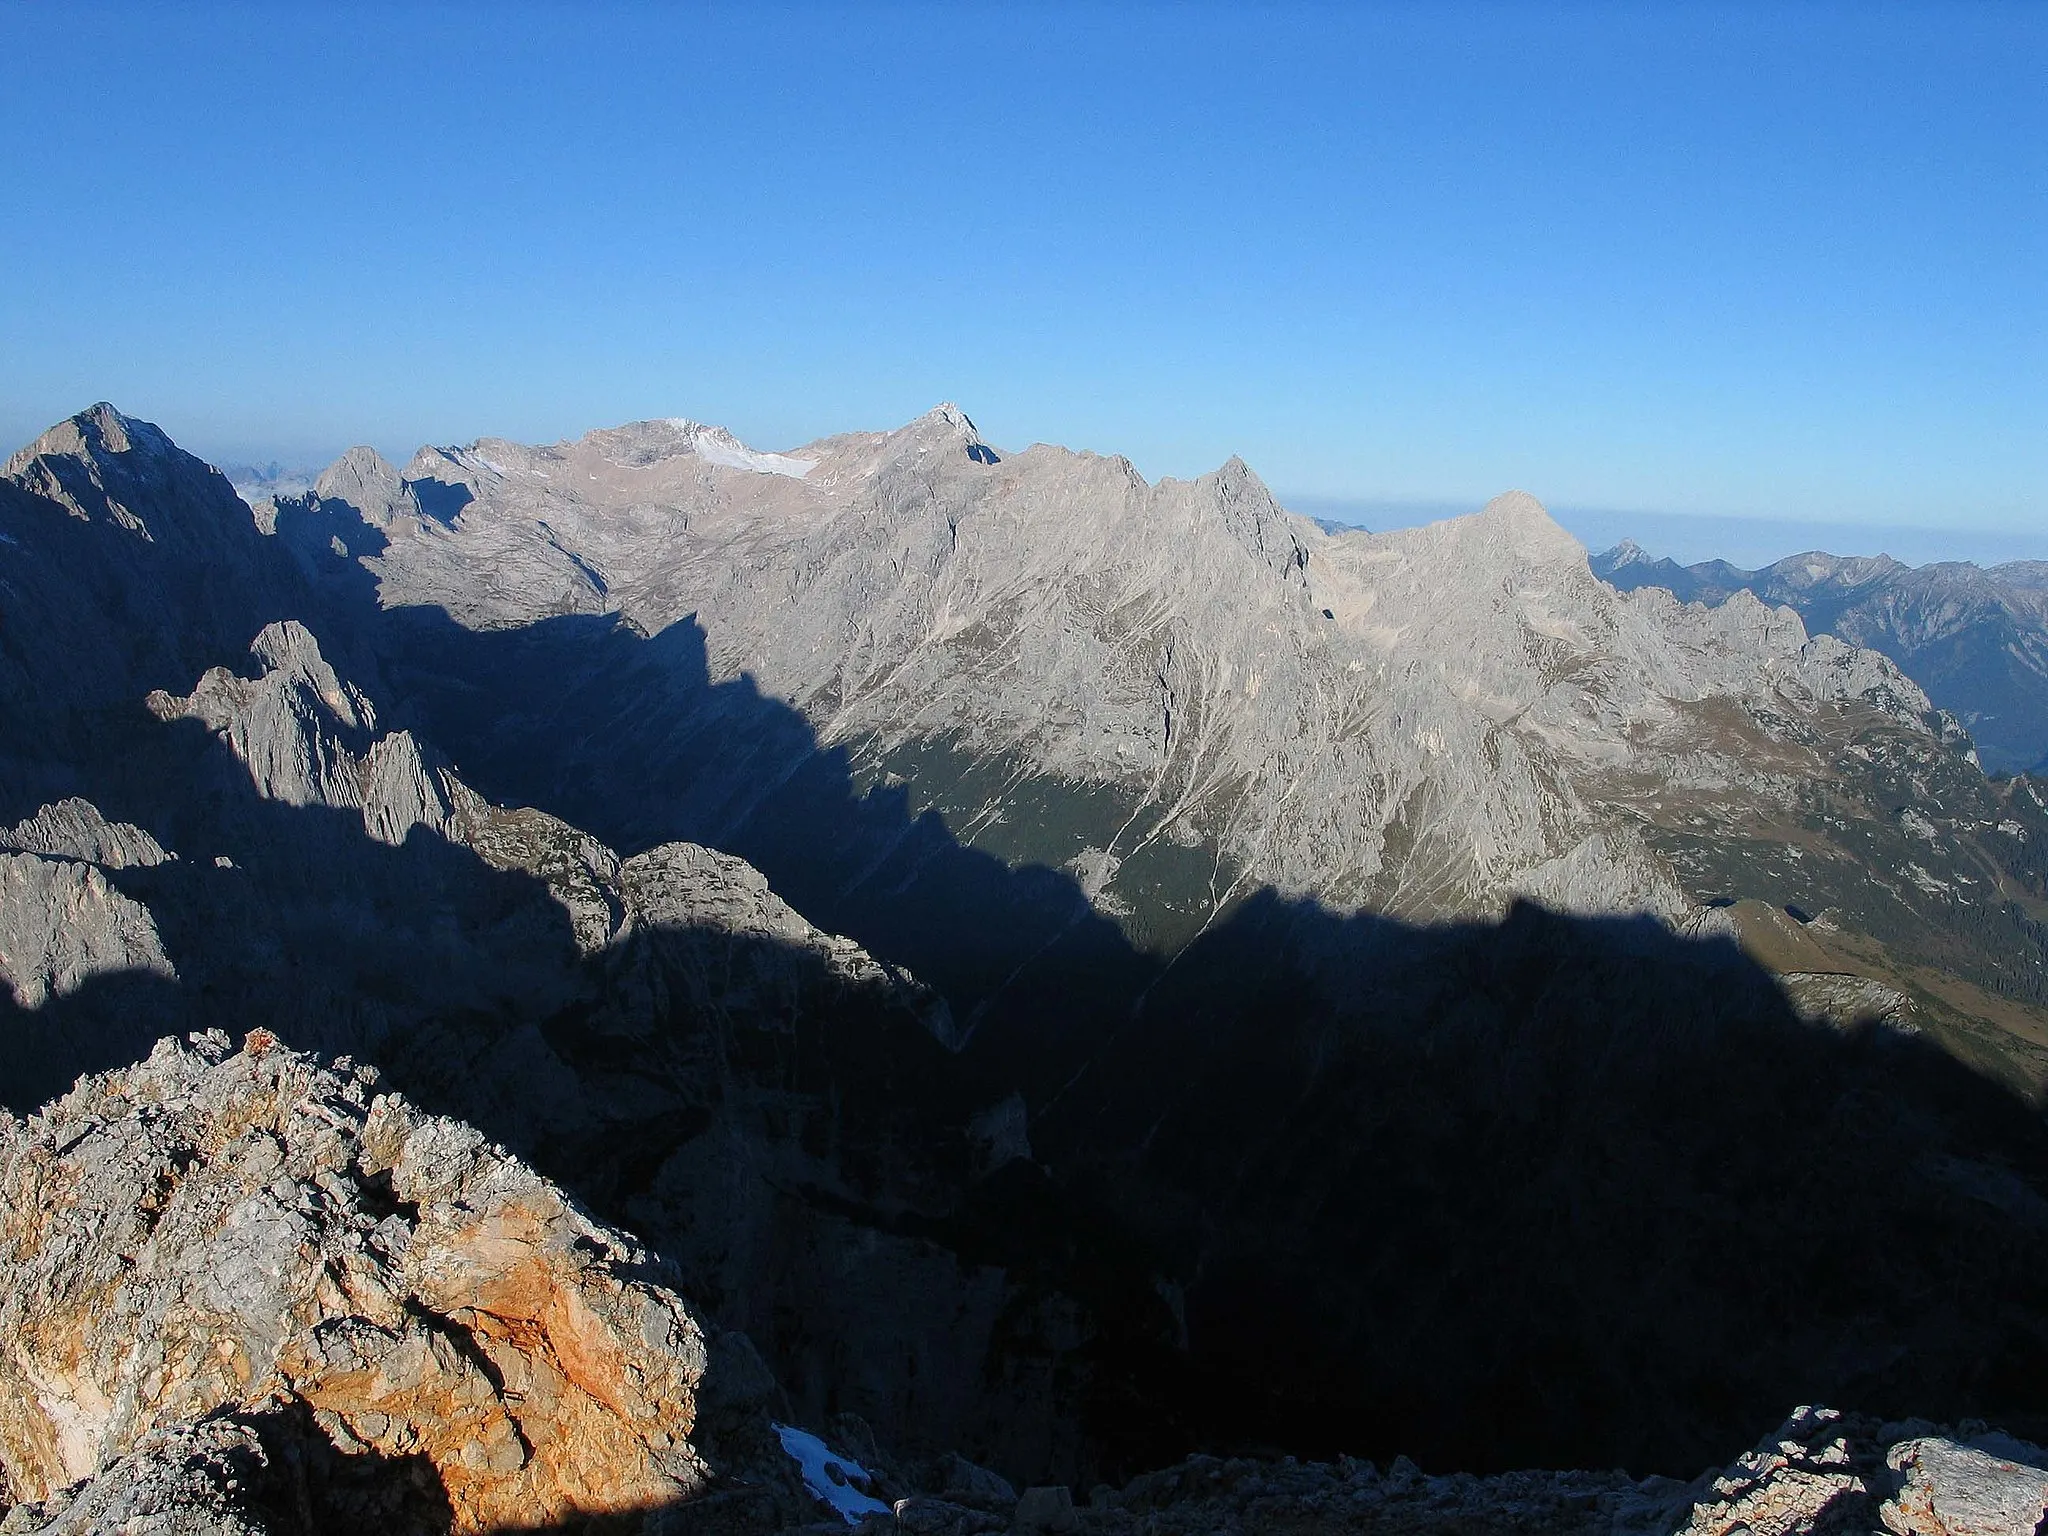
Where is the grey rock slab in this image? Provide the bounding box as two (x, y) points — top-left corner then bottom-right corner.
(1880, 1435), (2048, 1536)
(0, 798), (171, 869)
(0, 849), (172, 1007)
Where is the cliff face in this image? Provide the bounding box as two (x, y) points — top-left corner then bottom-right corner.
(0, 1030), (723, 1532)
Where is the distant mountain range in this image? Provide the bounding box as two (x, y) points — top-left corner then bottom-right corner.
(1593, 539), (2048, 776)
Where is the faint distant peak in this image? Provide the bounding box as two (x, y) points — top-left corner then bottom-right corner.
(1604, 537), (1651, 565)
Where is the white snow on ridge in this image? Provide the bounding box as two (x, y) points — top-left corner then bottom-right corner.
(669, 419), (817, 478)
(772, 1423), (891, 1524)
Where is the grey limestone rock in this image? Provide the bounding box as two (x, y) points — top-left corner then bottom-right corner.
(0, 798), (171, 869)
(308, 406), (1941, 935)
(1881, 1434), (2048, 1536)
(0, 849), (172, 1007)
(0, 1029), (725, 1532)
(1672, 1407), (2048, 1536)
(148, 619), (460, 848)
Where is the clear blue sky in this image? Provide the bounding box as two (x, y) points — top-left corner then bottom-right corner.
(3, 2), (2041, 563)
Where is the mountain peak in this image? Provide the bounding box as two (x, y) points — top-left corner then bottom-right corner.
(922, 402), (977, 434)
(1471, 489), (1583, 564)
(313, 445), (402, 502)
(892, 402), (1000, 465)
(5, 402), (176, 478)
(1476, 488), (1555, 524)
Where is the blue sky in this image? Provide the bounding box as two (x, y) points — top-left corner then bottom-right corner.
(2, 2), (2041, 564)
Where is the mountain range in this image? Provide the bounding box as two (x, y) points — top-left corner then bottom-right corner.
(1593, 539), (2048, 777)
(4, 402), (2048, 1530)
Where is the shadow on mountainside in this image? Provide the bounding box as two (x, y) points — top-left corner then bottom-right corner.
(13, 616), (2048, 1494)
(360, 602), (1160, 1094)
(6, 423), (2048, 1513)
(312, 558), (2048, 1480)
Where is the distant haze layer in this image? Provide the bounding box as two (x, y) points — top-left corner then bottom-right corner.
(1288, 494), (2048, 571)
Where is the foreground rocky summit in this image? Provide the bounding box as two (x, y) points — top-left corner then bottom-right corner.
(0, 1030), (748, 1532)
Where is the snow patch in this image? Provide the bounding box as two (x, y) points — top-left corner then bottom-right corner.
(669, 420), (816, 479)
(772, 1423), (890, 1524)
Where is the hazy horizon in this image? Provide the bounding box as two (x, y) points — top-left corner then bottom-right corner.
(11, 397), (2043, 574)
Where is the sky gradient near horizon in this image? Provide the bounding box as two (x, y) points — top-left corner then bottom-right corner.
(3, 2), (2041, 564)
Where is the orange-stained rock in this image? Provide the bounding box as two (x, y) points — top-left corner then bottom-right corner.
(0, 1030), (713, 1533)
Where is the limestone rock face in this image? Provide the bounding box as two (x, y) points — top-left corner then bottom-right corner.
(0, 404), (300, 720)
(0, 850), (172, 1007)
(149, 619), (460, 849)
(305, 406), (1947, 951)
(0, 1030), (715, 1532)
(0, 798), (171, 869)
(1673, 1407), (2048, 1536)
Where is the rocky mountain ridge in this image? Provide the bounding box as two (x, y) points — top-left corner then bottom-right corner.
(253, 405), (2048, 1095)
(7, 403), (2048, 1517)
(282, 407), (1939, 934)
(1593, 539), (2048, 776)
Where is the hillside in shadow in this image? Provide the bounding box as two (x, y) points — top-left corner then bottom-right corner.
(14, 618), (2040, 1488)
(5, 425), (2048, 1514)
(263, 483), (2048, 1474)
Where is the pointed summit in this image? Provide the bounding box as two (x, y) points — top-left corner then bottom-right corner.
(891, 402), (999, 465)
(922, 402), (978, 434)
(2, 403), (240, 547)
(4, 402), (177, 480)
(1605, 538), (1651, 566)
(312, 445), (405, 518)
(1472, 489), (1584, 566)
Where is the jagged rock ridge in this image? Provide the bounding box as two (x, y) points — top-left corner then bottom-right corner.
(1593, 539), (2048, 775)
(290, 409), (1945, 936)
